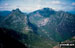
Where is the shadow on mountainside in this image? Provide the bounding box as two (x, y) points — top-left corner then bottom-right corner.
(0, 28), (27, 48)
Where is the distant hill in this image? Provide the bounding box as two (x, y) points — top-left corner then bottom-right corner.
(67, 11), (75, 14)
(0, 11), (11, 16)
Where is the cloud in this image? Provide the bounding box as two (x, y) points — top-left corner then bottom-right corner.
(50, 1), (61, 4)
(61, 6), (75, 11)
(4, 3), (9, 6)
(0, 7), (3, 8)
(72, 2), (75, 5)
(15, 5), (41, 12)
(46, 1), (65, 5)
(69, 7), (75, 10)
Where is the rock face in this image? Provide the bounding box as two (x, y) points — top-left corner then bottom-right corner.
(0, 8), (75, 48)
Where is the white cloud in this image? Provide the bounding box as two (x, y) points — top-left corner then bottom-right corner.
(16, 6), (41, 12)
(4, 3), (9, 6)
(0, 7), (3, 8)
(69, 7), (75, 10)
(46, 1), (61, 5)
(45, 1), (65, 5)
(50, 1), (61, 4)
(72, 2), (75, 5)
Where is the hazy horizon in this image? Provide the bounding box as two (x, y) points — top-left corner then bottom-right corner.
(0, 0), (75, 12)
(0, 7), (75, 14)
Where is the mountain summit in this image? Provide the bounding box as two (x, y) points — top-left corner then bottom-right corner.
(11, 8), (23, 15)
(42, 8), (54, 11)
(29, 8), (55, 17)
(39, 8), (55, 17)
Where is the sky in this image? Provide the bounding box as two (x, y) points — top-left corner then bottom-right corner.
(0, 0), (75, 12)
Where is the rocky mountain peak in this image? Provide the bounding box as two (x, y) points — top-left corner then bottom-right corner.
(37, 8), (56, 17)
(11, 8), (22, 14)
(42, 8), (54, 11)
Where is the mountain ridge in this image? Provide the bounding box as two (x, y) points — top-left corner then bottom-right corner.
(0, 7), (75, 48)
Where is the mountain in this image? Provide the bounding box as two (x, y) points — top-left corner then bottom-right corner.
(0, 8), (75, 48)
(0, 8), (32, 48)
(28, 8), (75, 42)
(0, 8), (30, 34)
(0, 8), (58, 48)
